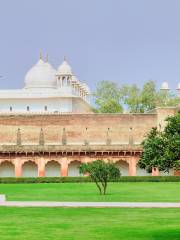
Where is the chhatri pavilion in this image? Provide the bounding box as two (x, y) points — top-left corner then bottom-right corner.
(0, 55), (91, 114)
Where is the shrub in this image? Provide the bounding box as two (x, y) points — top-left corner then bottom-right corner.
(79, 160), (120, 194)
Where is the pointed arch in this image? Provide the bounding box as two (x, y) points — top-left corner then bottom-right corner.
(0, 161), (15, 177)
(45, 160), (61, 177)
(68, 160), (82, 177)
(22, 160), (38, 177)
(115, 160), (129, 176)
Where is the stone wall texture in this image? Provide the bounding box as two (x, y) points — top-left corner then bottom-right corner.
(0, 106), (178, 177)
(0, 113), (158, 145)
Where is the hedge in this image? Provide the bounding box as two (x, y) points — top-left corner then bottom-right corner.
(0, 177), (92, 184)
(0, 176), (180, 183)
(117, 176), (180, 182)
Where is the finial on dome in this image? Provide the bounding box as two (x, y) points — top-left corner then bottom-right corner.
(64, 56), (67, 61)
(39, 50), (43, 60)
(46, 53), (49, 62)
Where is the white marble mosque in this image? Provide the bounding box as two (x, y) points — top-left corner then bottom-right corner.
(0, 55), (91, 114)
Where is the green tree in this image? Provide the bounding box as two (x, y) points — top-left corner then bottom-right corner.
(121, 84), (142, 113)
(94, 80), (179, 113)
(94, 81), (123, 113)
(79, 160), (120, 195)
(165, 96), (180, 107)
(121, 80), (172, 113)
(156, 91), (180, 107)
(138, 113), (180, 173)
(141, 80), (157, 111)
(161, 114), (180, 171)
(138, 127), (165, 173)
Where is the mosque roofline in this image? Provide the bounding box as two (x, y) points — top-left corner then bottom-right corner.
(0, 89), (90, 99)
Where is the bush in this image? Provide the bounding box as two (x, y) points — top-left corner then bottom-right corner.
(118, 176), (180, 182)
(0, 177), (92, 184)
(0, 176), (180, 184)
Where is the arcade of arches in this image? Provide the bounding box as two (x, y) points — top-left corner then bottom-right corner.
(0, 156), (171, 177)
(0, 156), (140, 177)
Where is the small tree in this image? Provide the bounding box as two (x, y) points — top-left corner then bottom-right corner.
(79, 160), (120, 195)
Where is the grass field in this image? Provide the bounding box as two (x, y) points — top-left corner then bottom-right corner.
(0, 182), (180, 202)
(0, 183), (180, 240)
(0, 207), (180, 240)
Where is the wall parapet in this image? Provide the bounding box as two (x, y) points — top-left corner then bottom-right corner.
(0, 144), (142, 153)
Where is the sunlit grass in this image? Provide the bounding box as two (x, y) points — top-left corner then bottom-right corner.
(0, 182), (179, 202)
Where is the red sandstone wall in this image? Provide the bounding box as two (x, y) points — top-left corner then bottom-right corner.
(0, 113), (157, 145)
(156, 107), (178, 130)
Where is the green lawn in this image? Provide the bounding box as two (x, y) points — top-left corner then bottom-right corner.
(0, 182), (180, 202)
(0, 207), (180, 240)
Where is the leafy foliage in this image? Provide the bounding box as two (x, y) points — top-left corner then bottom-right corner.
(79, 160), (120, 194)
(138, 127), (166, 172)
(121, 84), (143, 113)
(161, 114), (180, 171)
(94, 80), (179, 113)
(139, 113), (180, 173)
(94, 81), (123, 113)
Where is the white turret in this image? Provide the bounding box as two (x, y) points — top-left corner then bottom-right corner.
(57, 57), (73, 76)
(161, 81), (169, 91)
(177, 82), (180, 91)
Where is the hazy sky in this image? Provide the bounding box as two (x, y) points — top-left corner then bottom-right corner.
(0, 0), (180, 92)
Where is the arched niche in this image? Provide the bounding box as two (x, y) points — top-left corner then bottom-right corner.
(160, 169), (174, 176)
(45, 160), (61, 177)
(68, 160), (81, 177)
(0, 161), (15, 177)
(136, 165), (151, 176)
(116, 160), (129, 176)
(22, 161), (38, 177)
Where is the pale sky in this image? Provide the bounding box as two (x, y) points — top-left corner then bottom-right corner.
(0, 0), (180, 92)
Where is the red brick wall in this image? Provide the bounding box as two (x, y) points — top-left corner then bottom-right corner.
(0, 113), (157, 145)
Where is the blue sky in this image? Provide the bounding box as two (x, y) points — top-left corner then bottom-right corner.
(0, 0), (180, 92)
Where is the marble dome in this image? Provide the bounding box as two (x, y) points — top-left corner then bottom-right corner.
(82, 83), (90, 92)
(57, 59), (72, 75)
(161, 81), (169, 90)
(71, 75), (80, 85)
(177, 82), (180, 90)
(24, 59), (57, 89)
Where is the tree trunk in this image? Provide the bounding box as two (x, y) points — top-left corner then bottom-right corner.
(103, 181), (107, 195)
(95, 181), (102, 195)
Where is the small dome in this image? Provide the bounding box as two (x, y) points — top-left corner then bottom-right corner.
(25, 59), (57, 89)
(177, 82), (180, 90)
(82, 83), (90, 93)
(71, 75), (81, 85)
(161, 81), (169, 90)
(57, 59), (72, 75)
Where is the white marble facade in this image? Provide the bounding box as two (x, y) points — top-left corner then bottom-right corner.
(0, 56), (91, 113)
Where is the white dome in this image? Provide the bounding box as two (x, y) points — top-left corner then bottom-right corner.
(71, 75), (80, 85)
(25, 59), (57, 89)
(82, 83), (90, 93)
(177, 82), (180, 90)
(57, 59), (72, 75)
(44, 61), (57, 76)
(161, 81), (169, 90)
